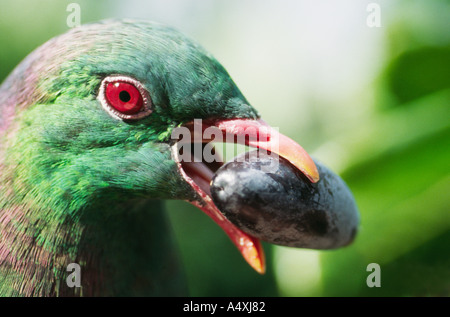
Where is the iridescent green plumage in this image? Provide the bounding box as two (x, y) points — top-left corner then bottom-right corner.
(0, 19), (258, 296)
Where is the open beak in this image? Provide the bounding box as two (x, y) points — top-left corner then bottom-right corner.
(171, 118), (319, 274)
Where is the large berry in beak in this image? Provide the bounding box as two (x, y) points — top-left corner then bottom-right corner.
(211, 150), (359, 250)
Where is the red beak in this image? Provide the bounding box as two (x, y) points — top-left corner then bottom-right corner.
(171, 118), (319, 274)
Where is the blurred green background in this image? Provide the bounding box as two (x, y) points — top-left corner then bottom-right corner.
(1, 0), (448, 296)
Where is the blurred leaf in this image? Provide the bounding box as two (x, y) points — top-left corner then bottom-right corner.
(316, 89), (450, 173)
(360, 231), (450, 296)
(386, 46), (450, 105)
(321, 130), (450, 296)
(319, 55), (450, 296)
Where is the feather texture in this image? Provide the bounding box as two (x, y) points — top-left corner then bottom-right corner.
(0, 19), (258, 296)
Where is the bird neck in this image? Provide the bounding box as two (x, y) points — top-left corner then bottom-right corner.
(0, 195), (187, 296)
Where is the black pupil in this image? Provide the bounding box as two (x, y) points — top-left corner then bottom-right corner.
(119, 90), (131, 102)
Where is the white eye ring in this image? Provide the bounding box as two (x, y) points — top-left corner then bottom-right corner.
(98, 75), (153, 120)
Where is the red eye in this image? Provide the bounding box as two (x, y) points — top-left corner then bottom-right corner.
(105, 81), (143, 114)
(99, 76), (152, 120)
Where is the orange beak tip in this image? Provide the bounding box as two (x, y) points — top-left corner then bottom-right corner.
(309, 167), (320, 183)
(241, 238), (266, 274)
